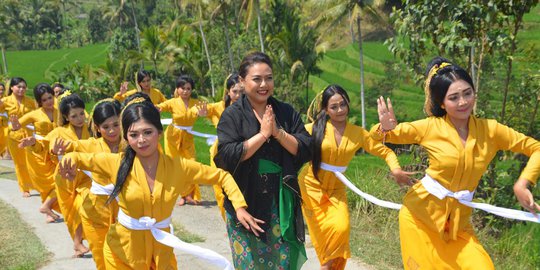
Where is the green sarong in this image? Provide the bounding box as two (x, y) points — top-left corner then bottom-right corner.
(258, 159), (307, 270)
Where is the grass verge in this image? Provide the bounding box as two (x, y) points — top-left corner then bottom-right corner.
(0, 199), (51, 270)
(172, 221), (206, 243)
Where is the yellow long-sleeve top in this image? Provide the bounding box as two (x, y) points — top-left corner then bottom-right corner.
(63, 151), (248, 269)
(302, 122), (401, 204)
(206, 101), (226, 127)
(114, 88), (167, 105)
(156, 97), (198, 125)
(370, 115), (540, 241)
(2, 94), (37, 134)
(63, 137), (121, 223)
(11, 108), (59, 199)
(157, 98), (198, 159)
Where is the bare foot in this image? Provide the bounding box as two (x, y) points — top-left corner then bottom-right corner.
(40, 206), (60, 220)
(184, 195), (199, 205)
(177, 197), (186, 206)
(22, 191), (30, 198)
(45, 215), (56, 223)
(73, 243), (89, 258)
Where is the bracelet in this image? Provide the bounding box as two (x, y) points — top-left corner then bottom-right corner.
(259, 132), (270, 143)
(278, 129), (286, 141)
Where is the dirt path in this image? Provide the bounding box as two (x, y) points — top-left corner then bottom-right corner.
(0, 159), (371, 269)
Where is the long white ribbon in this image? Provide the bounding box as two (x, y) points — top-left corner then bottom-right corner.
(421, 175), (540, 223)
(320, 162), (403, 210)
(117, 209), (233, 270)
(160, 118), (217, 146)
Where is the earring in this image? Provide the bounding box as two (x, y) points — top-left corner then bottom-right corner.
(441, 105), (445, 110)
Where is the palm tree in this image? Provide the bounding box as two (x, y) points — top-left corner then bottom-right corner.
(210, 0), (236, 72)
(241, 0), (265, 52)
(309, 0), (387, 129)
(179, 0), (217, 97)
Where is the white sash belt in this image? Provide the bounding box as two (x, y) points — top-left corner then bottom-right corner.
(117, 209), (233, 270)
(320, 162), (403, 210)
(90, 181), (115, 196)
(421, 174), (540, 223)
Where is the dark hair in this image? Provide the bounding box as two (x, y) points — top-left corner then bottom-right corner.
(107, 99), (163, 204)
(89, 99), (121, 137)
(175, 74), (195, 89)
(425, 56), (475, 117)
(52, 83), (65, 90)
(311, 85), (350, 180)
(59, 94), (85, 126)
(8, 77), (27, 95)
(0, 82), (4, 88)
(33, 83), (54, 107)
(224, 73), (241, 107)
(137, 70), (152, 84)
(238, 52), (273, 78)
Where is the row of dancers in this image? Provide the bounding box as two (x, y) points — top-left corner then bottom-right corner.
(1, 51), (539, 269)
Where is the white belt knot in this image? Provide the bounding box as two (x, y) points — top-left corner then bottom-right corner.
(421, 175), (475, 202)
(138, 216), (157, 229)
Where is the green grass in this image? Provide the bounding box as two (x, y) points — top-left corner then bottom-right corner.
(172, 221), (206, 243)
(0, 165), (17, 181)
(0, 200), (51, 269)
(4, 43), (109, 88)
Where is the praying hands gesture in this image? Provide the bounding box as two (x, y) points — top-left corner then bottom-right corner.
(377, 96), (397, 131)
(259, 105), (274, 140)
(58, 156), (77, 181)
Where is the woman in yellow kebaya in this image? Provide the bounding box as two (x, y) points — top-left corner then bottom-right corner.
(114, 70), (167, 105)
(207, 73), (243, 220)
(1, 77), (37, 197)
(373, 56), (540, 269)
(58, 98), (263, 269)
(54, 99), (122, 270)
(156, 75), (201, 205)
(0, 82), (9, 159)
(12, 83), (60, 223)
(299, 85), (409, 270)
(51, 92), (92, 257)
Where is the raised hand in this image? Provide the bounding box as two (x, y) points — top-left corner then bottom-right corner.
(260, 105), (274, 139)
(52, 138), (70, 155)
(196, 101), (208, 117)
(18, 136), (36, 148)
(58, 157), (77, 181)
(9, 114), (21, 131)
(377, 96), (397, 131)
(236, 207), (265, 237)
(119, 81), (129, 95)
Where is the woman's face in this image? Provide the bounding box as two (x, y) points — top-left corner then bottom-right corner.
(127, 119), (160, 158)
(443, 79), (475, 122)
(67, 107), (86, 128)
(40, 92), (55, 109)
(0, 85), (5, 96)
(176, 83), (192, 100)
(138, 76), (152, 91)
(241, 63), (274, 106)
(228, 83), (243, 103)
(97, 115), (120, 144)
(11, 82), (27, 98)
(325, 93), (349, 124)
(53, 87), (62, 97)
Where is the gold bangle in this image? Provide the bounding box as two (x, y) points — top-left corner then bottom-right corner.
(259, 132), (270, 143)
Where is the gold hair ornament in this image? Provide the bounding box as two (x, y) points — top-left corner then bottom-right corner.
(306, 88), (326, 123)
(424, 62), (451, 116)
